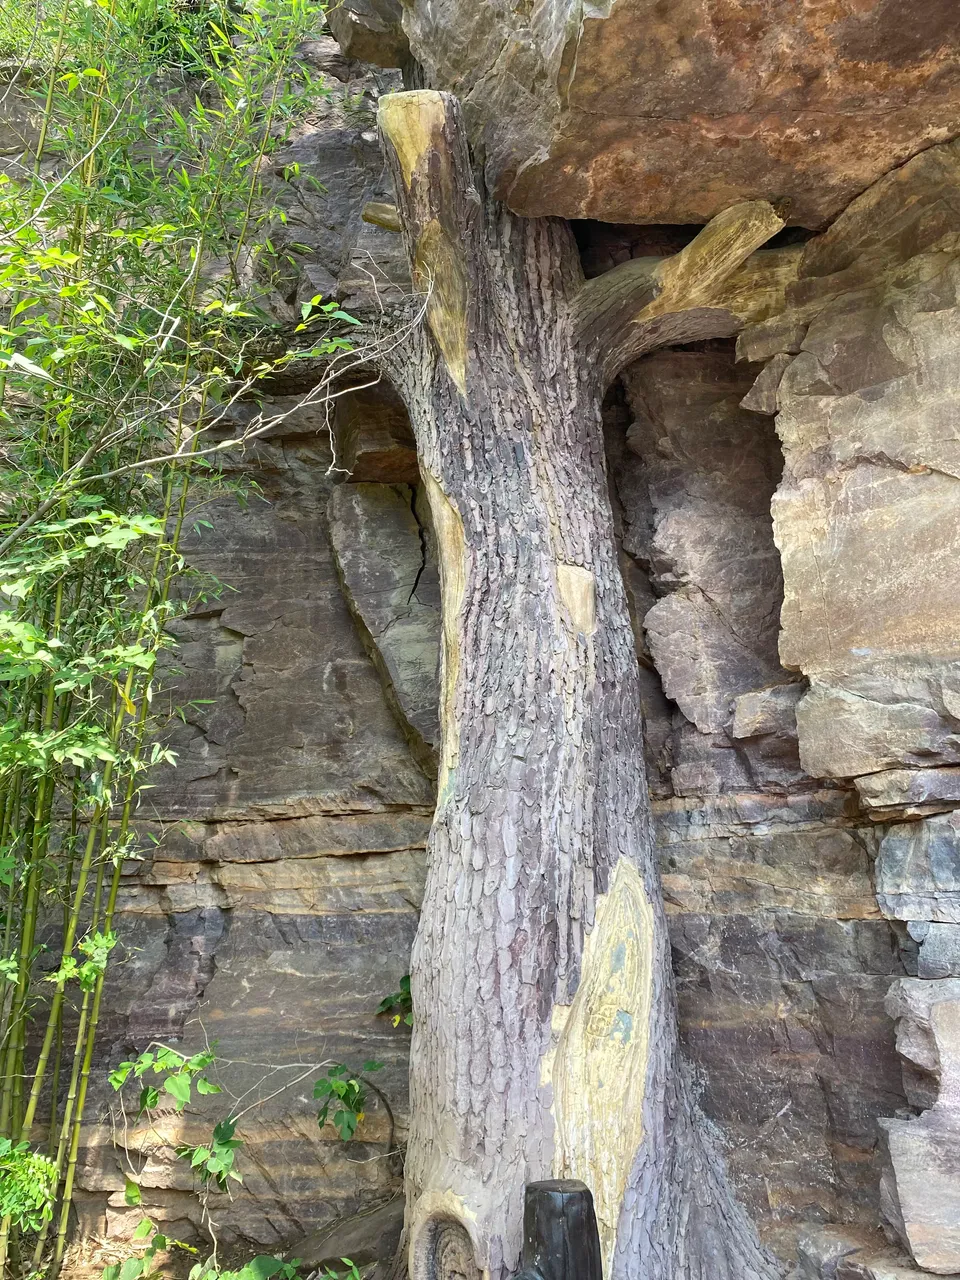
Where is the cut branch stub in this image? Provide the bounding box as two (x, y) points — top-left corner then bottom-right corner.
(574, 199), (791, 385)
(362, 200), (403, 232)
(378, 91), (478, 395)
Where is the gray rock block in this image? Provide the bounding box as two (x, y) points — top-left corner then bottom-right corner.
(328, 483), (441, 767)
(885, 980), (960, 1080)
(797, 1226), (884, 1280)
(292, 1195), (405, 1270)
(909, 923), (960, 979)
(856, 768), (960, 821)
(326, 0), (408, 67)
(877, 815), (960, 924)
(837, 1252), (960, 1280)
(880, 998), (960, 1273)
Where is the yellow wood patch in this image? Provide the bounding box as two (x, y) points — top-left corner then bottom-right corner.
(546, 859), (655, 1271)
(415, 219), (469, 396)
(362, 201), (402, 232)
(378, 91), (448, 189)
(712, 244), (803, 325)
(556, 564), (597, 637)
(421, 471), (466, 798)
(637, 199), (784, 324)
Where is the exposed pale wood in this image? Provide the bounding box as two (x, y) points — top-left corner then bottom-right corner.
(379, 90), (450, 189)
(419, 469), (465, 798)
(362, 200), (403, 232)
(379, 90), (474, 396)
(544, 859), (655, 1270)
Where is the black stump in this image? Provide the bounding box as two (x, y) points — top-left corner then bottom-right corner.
(512, 1180), (603, 1280)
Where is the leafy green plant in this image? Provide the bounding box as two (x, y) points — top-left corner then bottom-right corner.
(104, 1045), (386, 1280)
(377, 974), (413, 1027)
(109, 1043), (223, 1115)
(188, 1252), (302, 1280)
(0, 1138), (57, 1232)
(318, 1259), (363, 1280)
(100, 1216), (302, 1280)
(102, 1216), (193, 1280)
(176, 1116), (243, 1191)
(313, 1061), (383, 1142)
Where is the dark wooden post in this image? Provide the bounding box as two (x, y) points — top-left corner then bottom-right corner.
(512, 1181), (603, 1280)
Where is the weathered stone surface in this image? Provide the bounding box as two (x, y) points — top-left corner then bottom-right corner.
(292, 1195), (404, 1270)
(879, 999), (960, 1274)
(908, 923), (960, 980)
(797, 1226), (885, 1280)
(736, 317), (809, 365)
(837, 1251), (960, 1280)
(885, 978), (960, 1108)
(764, 142), (960, 783)
(265, 81), (398, 304)
(732, 682), (805, 740)
(877, 814), (960, 924)
(397, 0), (960, 227)
(0, 75), (38, 160)
(619, 345), (790, 738)
(79, 820), (426, 1246)
(741, 352), (793, 415)
(328, 482), (441, 763)
(325, 0), (408, 68)
(857, 769), (960, 821)
(880, 1117), (960, 1275)
(658, 794), (903, 1229)
(147, 417), (434, 820)
(799, 140), (960, 284)
(331, 383), (419, 484)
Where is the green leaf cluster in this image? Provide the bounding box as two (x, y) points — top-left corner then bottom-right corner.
(377, 974), (413, 1027)
(102, 1216), (195, 1280)
(313, 1062), (382, 1142)
(176, 1115), (243, 1191)
(109, 1043), (222, 1116)
(0, 1139), (57, 1233)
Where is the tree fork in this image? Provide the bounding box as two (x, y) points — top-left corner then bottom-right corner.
(377, 89), (792, 1280)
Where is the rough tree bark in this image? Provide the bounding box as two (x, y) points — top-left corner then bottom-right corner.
(373, 90), (798, 1280)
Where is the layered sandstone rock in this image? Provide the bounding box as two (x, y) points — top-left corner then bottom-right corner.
(736, 140), (960, 796)
(735, 137), (960, 1277)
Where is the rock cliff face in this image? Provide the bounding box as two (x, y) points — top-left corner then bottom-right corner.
(58, 12), (960, 1278)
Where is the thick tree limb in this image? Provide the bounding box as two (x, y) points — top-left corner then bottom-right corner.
(574, 201), (796, 383)
(362, 200), (403, 232)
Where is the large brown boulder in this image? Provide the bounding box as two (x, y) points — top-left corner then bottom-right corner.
(387, 0), (960, 227)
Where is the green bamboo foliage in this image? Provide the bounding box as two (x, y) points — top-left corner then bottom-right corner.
(0, 0), (352, 1271)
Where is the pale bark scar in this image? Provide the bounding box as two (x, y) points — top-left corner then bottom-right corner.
(378, 91), (448, 189)
(556, 563), (597, 637)
(415, 219), (469, 396)
(421, 471), (466, 800)
(636, 200), (784, 324)
(544, 859), (655, 1271)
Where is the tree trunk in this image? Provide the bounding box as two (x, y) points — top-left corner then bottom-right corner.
(376, 91), (795, 1280)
